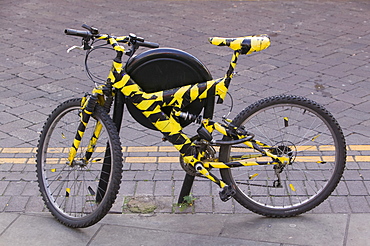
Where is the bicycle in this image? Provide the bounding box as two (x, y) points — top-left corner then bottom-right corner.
(36, 24), (346, 228)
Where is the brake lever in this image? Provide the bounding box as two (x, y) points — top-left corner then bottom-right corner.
(67, 41), (93, 53)
(82, 24), (99, 35)
(67, 45), (84, 53)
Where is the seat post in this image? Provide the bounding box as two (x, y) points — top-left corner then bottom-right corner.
(224, 51), (240, 88)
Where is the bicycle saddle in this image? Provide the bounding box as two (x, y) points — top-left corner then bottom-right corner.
(209, 35), (270, 54)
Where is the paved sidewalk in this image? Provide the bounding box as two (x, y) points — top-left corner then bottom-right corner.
(0, 212), (369, 246)
(1, 0), (370, 245)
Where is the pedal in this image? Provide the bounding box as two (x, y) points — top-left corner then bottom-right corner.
(219, 185), (236, 202)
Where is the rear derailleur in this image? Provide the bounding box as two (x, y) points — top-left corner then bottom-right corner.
(269, 142), (296, 188)
(273, 165), (284, 188)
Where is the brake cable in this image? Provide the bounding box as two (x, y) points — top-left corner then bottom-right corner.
(84, 40), (114, 86)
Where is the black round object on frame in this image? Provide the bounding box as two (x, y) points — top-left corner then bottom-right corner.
(125, 48), (213, 130)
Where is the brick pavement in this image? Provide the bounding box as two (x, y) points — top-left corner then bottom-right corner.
(0, 0), (370, 214)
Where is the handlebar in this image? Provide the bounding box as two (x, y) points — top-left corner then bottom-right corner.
(65, 26), (159, 49)
(65, 29), (93, 38)
(136, 40), (159, 49)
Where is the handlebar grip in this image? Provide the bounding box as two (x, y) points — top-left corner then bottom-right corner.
(138, 41), (159, 49)
(65, 29), (92, 38)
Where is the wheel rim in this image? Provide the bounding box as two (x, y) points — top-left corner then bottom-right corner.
(227, 102), (342, 210)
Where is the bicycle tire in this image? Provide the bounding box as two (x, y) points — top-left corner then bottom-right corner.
(36, 98), (123, 227)
(219, 95), (346, 217)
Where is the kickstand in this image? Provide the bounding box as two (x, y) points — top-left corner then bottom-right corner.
(178, 173), (195, 204)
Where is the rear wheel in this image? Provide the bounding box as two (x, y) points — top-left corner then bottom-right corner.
(219, 95), (346, 217)
(36, 98), (122, 227)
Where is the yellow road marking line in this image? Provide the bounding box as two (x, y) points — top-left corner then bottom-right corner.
(0, 145), (369, 164)
(348, 145), (370, 151)
(1, 148), (37, 153)
(0, 155), (360, 164)
(127, 146), (158, 152)
(0, 158), (29, 164)
(1, 145), (370, 154)
(158, 156), (179, 163)
(158, 146), (178, 152)
(125, 156), (157, 163)
(354, 156), (370, 162)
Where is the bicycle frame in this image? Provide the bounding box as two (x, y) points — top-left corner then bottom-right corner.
(68, 34), (289, 190)
(36, 26), (346, 225)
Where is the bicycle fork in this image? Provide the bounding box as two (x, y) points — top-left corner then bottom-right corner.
(67, 94), (99, 166)
(67, 92), (116, 203)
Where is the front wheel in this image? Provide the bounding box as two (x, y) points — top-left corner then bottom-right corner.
(36, 98), (123, 227)
(219, 95), (346, 217)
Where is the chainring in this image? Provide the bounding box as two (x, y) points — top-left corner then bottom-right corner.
(179, 143), (216, 177)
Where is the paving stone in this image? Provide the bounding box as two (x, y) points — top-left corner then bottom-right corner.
(3, 181), (26, 196)
(194, 196), (213, 213)
(0, 119), (33, 133)
(21, 181), (40, 196)
(8, 128), (38, 143)
(348, 196), (370, 213)
(135, 181), (155, 196)
(0, 181), (10, 195)
(153, 171), (173, 181)
(192, 181), (212, 196)
(5, 104), (39, 116)
(154, 181), (173, 196)
(0, 112), (19, 125)
(134, 171), (155, 181)
(329, 196), (351, 213)
(310, 199), (333, 214)
(213, 195), (235, 214)
(25, 195), (45, 213)
(119, 181), (136, 196)
(0, 196), (11, 212)
(4, 196), (30, 212)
